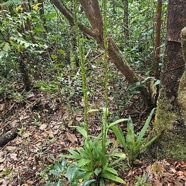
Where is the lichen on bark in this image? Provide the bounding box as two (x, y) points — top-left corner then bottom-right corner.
(149, 27), (186, 160)
(154, 88), (177, 133)
(177, 27), (186, 124)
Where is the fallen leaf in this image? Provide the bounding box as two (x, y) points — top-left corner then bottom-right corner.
(6, 146), (16, 151)
(0, 104), (5, 112)
(66, 132), (77, 143)
(39, 124), (48, 130)
(10, 153), (17, 160)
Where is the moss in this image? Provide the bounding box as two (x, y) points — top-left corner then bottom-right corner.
(146, 27), (186, 160)
(147, 88), (186, 160)
(178, 72), (186, 124)
(177, 27), (186, 124)
(154, 88), (177, 133)
(153, 125), (186, 159)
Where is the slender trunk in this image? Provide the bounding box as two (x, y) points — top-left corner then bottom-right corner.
(123, 0), (129, 42)
(153, 0), (162, 79)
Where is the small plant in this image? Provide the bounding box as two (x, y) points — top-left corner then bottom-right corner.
(40, 159), (95, 186)
(134, 174), (151, 186)
(110, 108), (159, 164)
(63, 126), (126, 185)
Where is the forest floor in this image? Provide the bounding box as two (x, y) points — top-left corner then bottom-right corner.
(0, 63), (186, 186)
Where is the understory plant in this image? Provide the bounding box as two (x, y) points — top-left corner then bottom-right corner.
(63, 111), (127, 185)
(110, 108), (159, 164)
(134, 174), (151, 186)
(41, 159), (95, 186)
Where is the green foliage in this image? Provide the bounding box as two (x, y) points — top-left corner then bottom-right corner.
(41, 159), (95, 186)
(34, 80), (59, 93)
(63, 127), (126, 185)
(111, 108), (159, 164)
(134, 174), (151, 186)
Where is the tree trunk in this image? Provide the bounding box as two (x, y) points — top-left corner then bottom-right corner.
(178, 27), (186, 126)
(123, 0), (129, 42)
(149, 0), (186, 159)
(153, 0), (162, 79)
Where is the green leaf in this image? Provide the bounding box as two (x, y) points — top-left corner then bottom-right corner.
(56, 180), (64, 186)
(83, 172), (93, 180)
(77, 159), (91, 167)
(43, 13), (56, 19)
(111, 126), (127, 152)
(141, 134), (160, 151)
(0, 42), (10, 59)
(136, 108), (155, 144)
(58, 49), (65, 55)
(65, 166), (79, 182)
(106, 167), (118, 175)
(80, 179), (95, 186)
(34, 26), (45, 33)
(101, 172), (125, 184)
(109, 152), (126, 159)
(55, 162), (63, 172)
(94, 168), (102, 176)
(68, 149), (81, 159)
(99, 179), (105, 186)
(126, 117), (135, 151)
(50, 170), (61, 177)
(87, 109), (99, 113)
(108, 118), (128, 128)
(51, 55), (58, 60)
(76, 126), (88, 138)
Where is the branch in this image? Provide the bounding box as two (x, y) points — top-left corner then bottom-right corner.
(50, 0), (95, 38)
(79, 0), (103, 40)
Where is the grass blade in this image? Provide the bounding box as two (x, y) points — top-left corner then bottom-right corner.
(111, 125), (127, 152)
(136, 108), (155, 144)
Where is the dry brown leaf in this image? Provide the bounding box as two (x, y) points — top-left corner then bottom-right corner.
(48, 130), (54, 138)
(25, 93), (35, 99)
(10, 153), (17, 160)
(0, 152), (5, 163)
(39, 124), (47, 130)
(170, 167), (177, 173)
(6, 146), (16, 151)
(66, 132), (77, 143)
(183, 170), (186, 176)
(0, 104), (5, 112)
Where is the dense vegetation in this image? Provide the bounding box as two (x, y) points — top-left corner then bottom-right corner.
(0, 0), (186, 185)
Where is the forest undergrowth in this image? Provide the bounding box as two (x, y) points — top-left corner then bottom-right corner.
(0, 61), (185, 186)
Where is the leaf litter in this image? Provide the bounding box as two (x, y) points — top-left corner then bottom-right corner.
(0, 64), (185, 186)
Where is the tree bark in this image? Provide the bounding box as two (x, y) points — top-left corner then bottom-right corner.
(149, 0), (186, 159)
(50, 0), (152, 105)
(153, 0), (162, 79)
(178, 27), (186, 124)
(123, 0), (129, 42)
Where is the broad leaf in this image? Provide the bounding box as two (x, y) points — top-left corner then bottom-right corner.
(50, 170), (60, 177)
(101, 172), (125, 184)
(80, 179), (95, 186)
(108, 118), (128, 128)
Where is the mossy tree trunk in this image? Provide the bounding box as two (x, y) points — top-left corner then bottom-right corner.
(150, 0), (186, 159)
